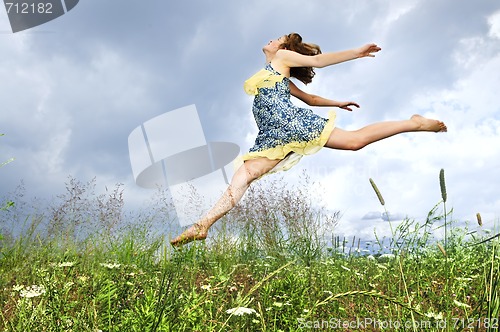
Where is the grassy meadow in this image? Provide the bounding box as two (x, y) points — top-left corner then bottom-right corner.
(0, 170), (499, 331)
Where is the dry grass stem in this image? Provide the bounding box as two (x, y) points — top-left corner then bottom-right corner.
(437, 242), (447, 257)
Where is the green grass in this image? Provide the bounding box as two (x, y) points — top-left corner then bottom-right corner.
(0, 173), (499, 331)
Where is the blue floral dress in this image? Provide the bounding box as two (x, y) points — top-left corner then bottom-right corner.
(240, 63), (336, 173)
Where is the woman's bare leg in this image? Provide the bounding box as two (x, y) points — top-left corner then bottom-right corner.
(170, 157), (281, 246)
(170, 115), (446, 246)
(325, 114), (446, 150)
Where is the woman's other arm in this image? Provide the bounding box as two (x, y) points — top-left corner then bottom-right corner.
(289, 81), (359, 111)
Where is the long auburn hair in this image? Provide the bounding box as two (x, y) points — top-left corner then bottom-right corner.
(279, 33), (321, 84)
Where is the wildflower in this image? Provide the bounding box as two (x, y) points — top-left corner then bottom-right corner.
(453, 299), (471, 309)
(201, 284), (211, 291)
(19, 285), (46, 298)
(425, 311), (444, 320)
(455, 277), (473, 282)
(226, 307), (259, 316)
(12, 285), (24, 292)
(78, 275), (89, 283)
(58, 262), (75, 268)
(377, 254), (395, 262)
(100, 263), (121, 269)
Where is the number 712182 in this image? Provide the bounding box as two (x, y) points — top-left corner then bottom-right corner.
(5, 2), (53, 14)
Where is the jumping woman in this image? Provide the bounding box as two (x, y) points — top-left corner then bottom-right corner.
(171, 33), (447, 246)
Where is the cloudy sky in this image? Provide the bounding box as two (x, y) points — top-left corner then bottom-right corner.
(1, 0), (499, 240)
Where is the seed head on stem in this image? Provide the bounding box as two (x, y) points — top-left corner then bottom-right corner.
(369, 178), (385, 206)
(439, 169), (447, 203)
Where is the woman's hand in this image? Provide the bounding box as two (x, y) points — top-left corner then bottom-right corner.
(338, 101), (360, 112)
(356, 43), (381, 58)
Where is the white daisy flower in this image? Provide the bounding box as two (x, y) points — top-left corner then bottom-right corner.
(19, 285), (46, 298)
(226, 307), (259, 316)
(12, 284), (24, 292)
(58, 262), (75, 268)
(453, 299), (471, 309)
(100, 263), (121, 269)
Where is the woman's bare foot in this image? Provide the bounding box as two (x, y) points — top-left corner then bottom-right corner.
(411, 114), (447, 132)
(170, 223), (208, 247)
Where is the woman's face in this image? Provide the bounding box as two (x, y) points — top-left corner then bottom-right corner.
(263, 35), (286, 53)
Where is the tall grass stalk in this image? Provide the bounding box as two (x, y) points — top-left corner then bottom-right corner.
(0, 133), (14, 211)
(368, 178), (417, 331)
(369, 178), (396, 251)
(478, 234), (499, 331)
(151, 255), (180, 332)
(486, 241), (499, 328)
(439, 168), (451, 328)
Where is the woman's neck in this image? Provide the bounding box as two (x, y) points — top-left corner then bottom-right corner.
(263, 49), (276, 64)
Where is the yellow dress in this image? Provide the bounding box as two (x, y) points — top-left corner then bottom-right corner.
(238, 63), (336, 173)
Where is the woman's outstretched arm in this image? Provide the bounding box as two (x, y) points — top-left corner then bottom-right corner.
(289, 81), (359, 111)
(277, 43), (381, 68)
